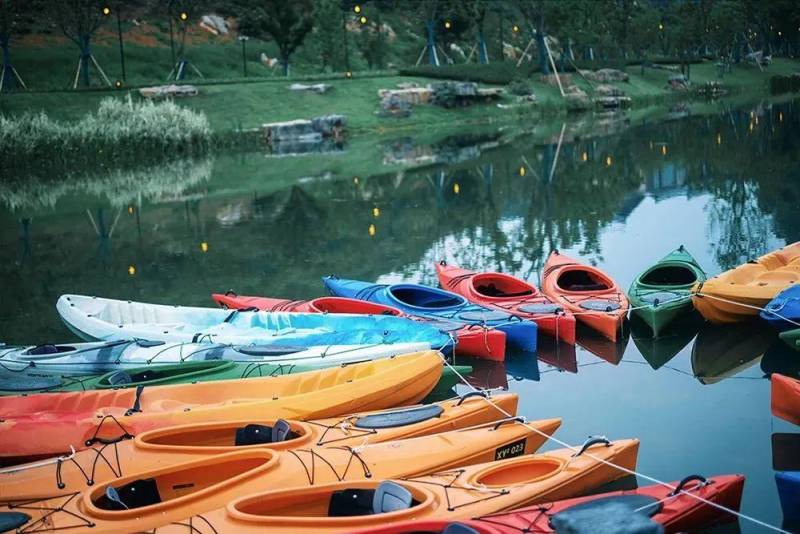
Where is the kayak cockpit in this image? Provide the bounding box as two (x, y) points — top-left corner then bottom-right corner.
(89, 451), (276, 515)
(95, 360), (235, 388)
(640, 265), (698, 287)
(472, 273), (535, 299)
(473, 456), (563, 487)
(556, 269), (612, 293)
(140, 419), (308, 450)
(389, 285), (465, 309)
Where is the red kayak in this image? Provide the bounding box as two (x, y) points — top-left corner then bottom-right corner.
(354, 474), (744, 534)
(212, 292), (507, 361)
(541, 251), (629, 341)
(436, 262), (576, 345)
(772, 373), (800, 426)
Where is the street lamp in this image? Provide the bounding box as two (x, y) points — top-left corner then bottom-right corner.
(102, 4), (126, 81)
(238, 35), (249, 77)
(512, 25), (520, 33)
(359, 15), (367, 24)
(444, 20), (451, 30)
(353, 5), (361, 13)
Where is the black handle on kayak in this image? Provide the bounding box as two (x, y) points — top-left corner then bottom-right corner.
(669, 474), (708, 496)
(492, 417), (525, 430)
(439, 260), (447, 266)
(572, 437), (611, 457)
(456, 391), (488, 406)
(225, 290), (237, 296)
(125, 385), (144, 416)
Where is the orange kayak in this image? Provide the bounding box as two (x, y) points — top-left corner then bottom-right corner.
(212, 292), (508, 362)
(692, 241), (800, 324)
(0, 351), (442, 464)
(0, 391), (522, 500)
(0, 420), (559, 533)
(151, 438), (639, 534)
(435, 262), (577, 345)
(541, 251), (629, 341)
(772, 373), (800, 425)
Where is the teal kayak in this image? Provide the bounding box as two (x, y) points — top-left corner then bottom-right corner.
(779, 328), (800, 352)
(628, 246), (706, 337)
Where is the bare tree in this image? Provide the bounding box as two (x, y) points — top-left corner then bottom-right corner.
(53, 0), (110, 88)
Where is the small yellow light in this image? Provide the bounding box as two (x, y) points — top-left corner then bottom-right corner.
(581, 151), (588, 162)
(716, 133), (722, 145)
(345, 71), (353, 79)
(359, 15), (367, 24)
(512, 25), (520, 33)
(368, 224), (376, 237)
(658, 23), (663, 31)
(444, 20), (452, 30)
(353, 176), (359, 185)
(200, 242), (209, 253)
(779, 112), (784, 122)
(754, 116), (759, 126)
(660, 145), (667, 156)
(114, 80), (122, 88)
(778, 31), (782, 37)
(453, 183), (460, 194)
(128, 265), (136, 276)
(605, 155), (613, 167)
(749, 121), (754, 133)
(102, 6), (111, 16)
(127, 205), (134, 214)
(179, 12), (188, 21)
(372, 207), (380, 218)
(518, 166), (526, 177)
(353, 5), (361, 13)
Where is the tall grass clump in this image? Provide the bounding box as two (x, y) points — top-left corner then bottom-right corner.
(0, 95), (211, 175)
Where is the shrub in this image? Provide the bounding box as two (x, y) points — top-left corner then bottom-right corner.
(400, 61), (540, 85)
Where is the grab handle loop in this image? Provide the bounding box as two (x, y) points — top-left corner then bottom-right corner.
(572, 437), (611, 457)
(225, 289), (237, 296)
(105, 486), (129, 510)
(669, 474), (709, 496)
(125, 385), (144, 416)
(456, 391), (488, 406)
(492, 417), (525, 430)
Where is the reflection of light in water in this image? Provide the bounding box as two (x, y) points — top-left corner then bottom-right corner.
(605, 156), (613, 167)
(749, 122), (754, 133)
(368, 223), (376, 237)
(581, 151), (588, 162)
(353, 176), (360, 185)
(453, 183), (460, 194)
(716, 133), (722, 145)
(779, 112), (783, 123)
(200, 242), (209, 253)
(127, 205), (134, 214)
(661, 145), (668, 156)
(519, 166), (526, 177)
(128, 265), (136, 276)
(373, 207), (380, 218)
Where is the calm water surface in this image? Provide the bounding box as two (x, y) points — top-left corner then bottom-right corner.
(2, 97), (799, 532)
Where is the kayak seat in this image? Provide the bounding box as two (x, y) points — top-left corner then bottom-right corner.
(98, 478), (161, 510)
(235, 421), (299, 446)
(107, 370), (133, 386)
(476, 283), (533, 298)
(549, 496), (662, 534)
(641, 266), (697, 286)
(0, 512), (31, 532)
(25, 344), (62, 355)
(353, 404), (444, 429)
(568, 283), (608, 292)
(373, 481), (413, 514)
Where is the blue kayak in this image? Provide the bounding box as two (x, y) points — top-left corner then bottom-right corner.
(776, 471), (800, 522)
(762, 286), (800, 331)
(322, 277), (538, 352)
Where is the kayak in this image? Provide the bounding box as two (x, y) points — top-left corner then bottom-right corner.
(322, 277), (538, 353)
(212, 292), (506, 362)
(435, 262), (576, 345)
(0, 339), (433, 376)
(354, 474), (745, 534)
(0, 419), (548, 534)
(776, 471), (800, 522)
(631, 313), (701, 370)
(761, 286), (800, 331)
(541, 251), (629, 341)
(56, 294), (451, 351)
(0, 392), (535, 500)
(691, 241), (800, 324)
(628, 246), (706, 337)
(691, 323), (773, 385)
(0, 358), (471, 401)
(780, 328), (800, 351)
(0, 351), (443, 464)
(146, 438), (639, 534)
(772, 373), (800, 425)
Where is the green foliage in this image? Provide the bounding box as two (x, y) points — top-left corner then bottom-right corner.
(239, 0), (314, 75)
(770, 74), (800, 94)
(400, 61), (539, 84)
(310, 0), (345, 72)
(507, 76), (533, 96)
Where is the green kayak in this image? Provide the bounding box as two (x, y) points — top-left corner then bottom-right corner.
(628, 246), (706, 337)
(779, 328), (800, 352)
(0, 359), (472, 400)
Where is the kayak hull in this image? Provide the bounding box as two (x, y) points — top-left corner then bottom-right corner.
(772, 373), (800, 425)
(691, 241), (800, 324)
(779, 328), (800, 351)
(541, 252), (629, 341)
(213, 292), (508, 362)
(435, 263), (576, 345)
(761, 286), (800, 331)
(776, 471), (800, 522)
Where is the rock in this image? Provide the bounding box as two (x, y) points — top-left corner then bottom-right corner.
(581, 68), (629, 83)
(378, 94), (412, 118)
(564, 86), (591, 111)
(139, 84), (198, 99)
(431, 82), (498, 108)
(262, 115), (346, 146)
(667, 74), (690, 91)
(200, 14), (228, 35)
(378, 87), (432, 105)
(311, 115), (346, 136)
(289, 83), (331, 94)
(594, 84), (625, 97)
(396, 82), (419, 90)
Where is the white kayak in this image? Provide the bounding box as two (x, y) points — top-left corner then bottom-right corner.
(0, 339), (433, 376)
(56, 294), (451, 349)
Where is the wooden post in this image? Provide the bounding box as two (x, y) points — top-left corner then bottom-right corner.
(543, 36), (565, 97)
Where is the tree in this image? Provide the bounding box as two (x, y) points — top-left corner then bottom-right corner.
(0, 0), (38, 91)
(239, 0), (314, 76)
(53, 0), (109, 88)
(515, 0), (549, 74)
(310, 0), (344, 71)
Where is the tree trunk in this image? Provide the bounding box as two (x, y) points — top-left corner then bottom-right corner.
(80, 34), (91, 87)
(0, 33), (13, 91)
(426, 20), (438, 66)
(535, 25), (549, 75)
(478, 31), (488, 64)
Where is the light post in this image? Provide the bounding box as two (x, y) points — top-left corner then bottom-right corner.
(102, 3), (126, 81)
(238, 35), (249, 77)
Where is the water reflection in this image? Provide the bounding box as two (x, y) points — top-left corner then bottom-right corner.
(631, 313), (703, 370)
(691, 323), (776, 385)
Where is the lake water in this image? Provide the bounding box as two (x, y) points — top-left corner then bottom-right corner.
(1, 96), (799, 532)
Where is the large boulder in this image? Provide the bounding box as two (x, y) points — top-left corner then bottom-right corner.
(564, 86), (591, 111)
(200, 14), (229, 35)
(595, 84), (625, 97)
(581, 68), (629, 83)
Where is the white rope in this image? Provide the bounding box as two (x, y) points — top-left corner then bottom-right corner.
(694, 291), (800, 328)
(438, 354), (790, 533)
